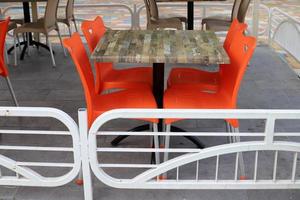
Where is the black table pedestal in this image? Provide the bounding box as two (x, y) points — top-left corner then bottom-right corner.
(111, 63), (205, 149)
(187, 1), (194, 30)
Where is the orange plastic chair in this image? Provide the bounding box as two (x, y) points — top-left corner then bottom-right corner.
(63, 32), (158, 127)
(0, 18), (19, 106)
(81, 16), (152, 93)
(164, 32), (256, 127)
(64, 34), (160, 184)
(162, 32), (256, 179)
(167, 19), (248, 91)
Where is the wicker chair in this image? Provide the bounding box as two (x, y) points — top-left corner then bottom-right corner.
(144, 0), (187, 30)
(202, 0), (251, 32)
(13, 0), (65, 67)
(57, 0), (78, 36)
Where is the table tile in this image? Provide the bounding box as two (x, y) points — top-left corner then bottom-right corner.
(91, 30), (229, 65)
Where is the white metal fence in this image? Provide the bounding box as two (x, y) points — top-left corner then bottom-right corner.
(0, 107), (81, 187)
(1, 107), (300, 199)
(268, 7), (300, 63)
(79, 108), (300, 200)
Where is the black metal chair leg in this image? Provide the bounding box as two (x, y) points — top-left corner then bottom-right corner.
(111, 124), (150, 146)
(111, 135), (130, 146)
(183, 136), (205, 149)
(171, 126), (205, 149)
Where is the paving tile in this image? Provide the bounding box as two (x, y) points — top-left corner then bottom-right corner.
(0, 186), (19, 200)
(0, 42), (300, 200)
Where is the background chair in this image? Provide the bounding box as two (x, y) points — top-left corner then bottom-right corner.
(13, 0), (65, 67)
(81, 16), (152, 93)
(57, 0), (78, 36)
(202, 0), (251, 31)
(163, 32), (257, 173)
(0, 18), (19, 106)
(1, 11), (23, 64)
(63, 32), (160, 163)
(168, 19), (248, 91)
(144, 0), (187, 30)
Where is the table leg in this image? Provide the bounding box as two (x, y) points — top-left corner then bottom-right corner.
(111, 63), (165, 148)
(23, 2), (31, 23)
(111, 62), (204, 149)
(187, 1), (194, 30)
(153, 63), (165, 131)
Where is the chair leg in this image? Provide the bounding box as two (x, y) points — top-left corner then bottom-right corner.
(5, 77), (19, 106)
(17, 34), (22, 52)
(46, 36), (56, 67)
(161, 124), (171, 179)
(153, 123), (160, 164)
(75, 168), (83, 185)
(225, 121), (233, 143)
(56, 25), (67, 57)
(201, 23), (205, 30)
(68, 25), (72, 37)
(232, 126), (246, 179)
(26, 33), (30, 56)
(163, 124), (171, 163)
(4, 44), (9, 64)
(73, 17), (78, 32)
(111, 124), (150, 146)
(13, 34), (18, 66)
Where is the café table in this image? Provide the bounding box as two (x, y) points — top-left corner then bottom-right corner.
(91, 30), (229, 148)
(156, 0), (226, 30)
(0, 0), (49, 60)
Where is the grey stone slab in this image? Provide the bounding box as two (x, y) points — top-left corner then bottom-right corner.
(1, 44), (300, 200)
(247, 190), (300, 200)
(0, 186), (19, 199)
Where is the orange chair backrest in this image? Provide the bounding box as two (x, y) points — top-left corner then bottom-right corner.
(81, 16), (106, 52)
(219, 32), (257, 107)
(0, 18), (9, 77)
(63, 33), (96, 123)
(224, 18), (248, 52)
(81, 16), (113, 92)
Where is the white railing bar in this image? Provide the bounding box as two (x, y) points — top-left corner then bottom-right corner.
(195, 161), (199, 181)
(0, 130), (71, 135)
(271, 7), (300, 25)
(95, 131), (300, 137)
(234, 153), (239, 181)
(176, 167), (179, 182)
(273, 151), (278, 182)
(96, 131), (266, 137)
(0, 107), (81, 189)
(98, 164), (157, 168)
(292, 152), (298, 182)
(215, 155), (219, 181)
(16, 162), (74, 168)
(254, 151), (259, 182)
(272, 20), (281, 26)
(90, 109), (300, 127)
(0, 146), (73, 152)
(264, 117), (275, 144)
(97, 148), (203, 153)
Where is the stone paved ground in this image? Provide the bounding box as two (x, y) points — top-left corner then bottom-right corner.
(1, 1), (300, 199)
(1, 43), (300, 199)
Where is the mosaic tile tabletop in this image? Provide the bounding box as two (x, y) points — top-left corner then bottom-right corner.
(91, 30), (229, 64)
(156, 0), (225, 2)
